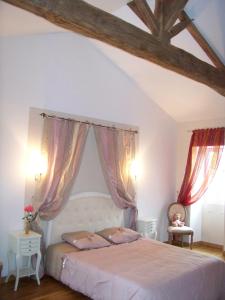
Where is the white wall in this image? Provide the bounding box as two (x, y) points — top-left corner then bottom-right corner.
(0, 32), (177, 276)
(202, 203), (224, 245)
(71, 127), (109, 195)
(177, 119), (225, 246)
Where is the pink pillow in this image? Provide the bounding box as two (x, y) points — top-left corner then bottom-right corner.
(97, 227), (141, 244)
(62, 231), (111, 250)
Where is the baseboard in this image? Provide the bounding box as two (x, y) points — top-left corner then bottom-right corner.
(192, 241), (202, 246)
(196, 241), (223, 249)
(164, 241), (191, 247)
(165, 240), (224, 250)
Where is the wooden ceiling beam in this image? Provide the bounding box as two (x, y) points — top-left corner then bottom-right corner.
(163, 0), (189, 32)
(154, 0), (164, 39)
(153, 0), (189, 43)
(128, 0), (159, 37)
(154, 0), (163, 20)
(168, 18), (192, 39)
(2, 0), (225, 96)
(179, 10), (225, 70)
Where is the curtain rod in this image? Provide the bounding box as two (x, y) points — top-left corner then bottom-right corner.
(187, 126), (225, 133)
(40, 113), (138, 134)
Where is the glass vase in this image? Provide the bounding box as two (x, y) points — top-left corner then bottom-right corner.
(24, 220), (30, 234)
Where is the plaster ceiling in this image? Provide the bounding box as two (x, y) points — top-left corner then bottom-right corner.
(0, 0), (224, 122)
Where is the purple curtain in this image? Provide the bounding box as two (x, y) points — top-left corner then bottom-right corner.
(31, 117), (89, 277)
(94, 126), (137, 229)
(33, 117), (89, 219)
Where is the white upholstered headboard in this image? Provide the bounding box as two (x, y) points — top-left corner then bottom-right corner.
(46, 192), (124, 246)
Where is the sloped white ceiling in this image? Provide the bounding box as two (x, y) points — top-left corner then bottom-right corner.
(85, 0), (129, 12)
(0, 0), (224, 122)
(93, 1), (225, 122)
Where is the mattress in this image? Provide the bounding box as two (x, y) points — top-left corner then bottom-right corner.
(46, 242), (79, 280)
(60, 239), (225, 300)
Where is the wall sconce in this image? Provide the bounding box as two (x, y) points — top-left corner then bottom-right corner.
(130, 159), (139, 180)
(26, 149), (48, 182)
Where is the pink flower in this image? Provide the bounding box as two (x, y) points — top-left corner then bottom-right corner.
(24, 204), (34, 213)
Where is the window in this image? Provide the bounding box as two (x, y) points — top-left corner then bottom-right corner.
(204, 148), (225, 205)
(191, 146), (224, 245)
(193, 146), (225, 205)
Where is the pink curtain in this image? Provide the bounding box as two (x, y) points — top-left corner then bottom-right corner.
(178, 128), (225, 206)
(33, 117), (89, 219)
(32, 117), (89, 277)
(94, 126), (137, 229)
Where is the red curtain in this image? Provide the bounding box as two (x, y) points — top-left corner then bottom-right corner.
(178, 128), (225, 206)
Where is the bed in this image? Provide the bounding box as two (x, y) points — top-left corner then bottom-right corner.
(46, 193), (225, 300)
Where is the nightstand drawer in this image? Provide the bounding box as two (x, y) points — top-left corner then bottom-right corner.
(20, 240), (39, 248)
(20, 247), (39, 255)
(20, 241), (40, 254)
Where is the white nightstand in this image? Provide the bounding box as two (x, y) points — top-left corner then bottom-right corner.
(6, 230), (41, 291)
(137, 218), (157, 239)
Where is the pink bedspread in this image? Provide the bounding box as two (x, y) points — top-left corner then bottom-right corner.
(61, 239), (225, 300)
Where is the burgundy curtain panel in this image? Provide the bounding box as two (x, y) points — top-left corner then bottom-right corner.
(94, 126), (137, 229)
(178, 128), (225, 206)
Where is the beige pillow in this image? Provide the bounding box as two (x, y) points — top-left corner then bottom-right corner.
(62, 231), (111, 250)
(97, 227), (141, 244)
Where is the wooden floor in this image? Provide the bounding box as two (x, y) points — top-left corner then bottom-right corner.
(0, 276), (90, 300)
(185, 244), (225, 261)
(0, 244), (224, 300)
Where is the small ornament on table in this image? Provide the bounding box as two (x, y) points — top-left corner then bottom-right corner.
(22, 204), (38, 234)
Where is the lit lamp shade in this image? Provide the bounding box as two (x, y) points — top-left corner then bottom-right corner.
(26, 149), (48, 181)
(130, 159), (139, 180)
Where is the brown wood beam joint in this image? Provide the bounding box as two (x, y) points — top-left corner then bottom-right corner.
(128, 0), (159, 37)
(168, 18), (193, 38)
(163, 0), (189, 32)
